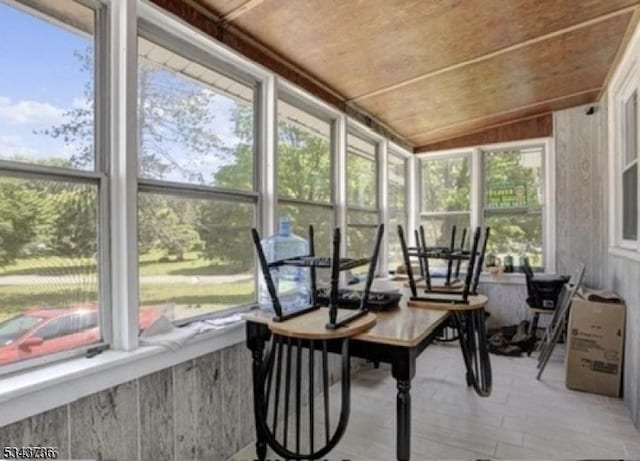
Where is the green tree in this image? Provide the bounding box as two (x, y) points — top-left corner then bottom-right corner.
(42, 49), (225, 258)
(198, 105), (255, 267)
(484, 150), (543, 267)
(0, 179), (41, 265)
(207, 106), (337, 262)
(138, 194), (202, 261)
(420, 156), (471, 248)
(46, 185), (97, 258)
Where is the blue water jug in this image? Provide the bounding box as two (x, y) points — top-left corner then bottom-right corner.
(258, 216), (311, 314)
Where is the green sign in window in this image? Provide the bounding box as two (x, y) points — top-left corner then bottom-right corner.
(487, 184), (527, 209)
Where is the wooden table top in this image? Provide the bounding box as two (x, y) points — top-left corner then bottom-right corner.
(407, 293), (488, 311)
(244, 285), (450, 348)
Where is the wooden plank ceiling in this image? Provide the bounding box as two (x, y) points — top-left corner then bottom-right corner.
(189, 0), (639, 152)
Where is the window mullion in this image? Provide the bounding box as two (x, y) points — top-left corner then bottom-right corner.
(110, 0), (139, 351)
(471, 148), (483, 230)
(380, 140), (389, 274)
(336, 117), (347, 257)
(260, 75), (277, 237)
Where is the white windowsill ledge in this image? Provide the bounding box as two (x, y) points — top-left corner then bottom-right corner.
(0, 321), (245, 427)
(479, 272), (526, 285)
(609, 246), (640, 263)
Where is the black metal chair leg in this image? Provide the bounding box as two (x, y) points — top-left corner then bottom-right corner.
(453, 310), (492, 397)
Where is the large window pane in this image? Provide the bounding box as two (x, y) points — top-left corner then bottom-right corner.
(347, 210), (379, 265)
(625, 91), (637, 166)
(388, 154), (407, 270)
(0, 1), (95, 170)
(0, 177), (99, 367)
(138, 193), (255, 323)
(420, 214), (471, 274)
(623, 164), (638, 241)
(421, 156), (470, 212)
(484, 146), (544, 269)
(278, 202), (333, 257)
(420, 214), (471, 249)
(485, 148), (543, 210)
(138, 37), (255, 190)
(485, 213), (543, 270)
(277, 100), (331, 203)
(347, 134), (377, 209)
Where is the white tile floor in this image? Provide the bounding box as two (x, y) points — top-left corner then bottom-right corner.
(232, 343), (640, 460)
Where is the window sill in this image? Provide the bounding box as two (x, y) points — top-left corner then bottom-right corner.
(0, 321), (245, 427)
(479, 272), (526, 285)
(609, 245), (640, 263)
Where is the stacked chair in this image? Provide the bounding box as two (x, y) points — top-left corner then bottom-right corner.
(249, 225), (383, 459)
(398, 224), (492, 397)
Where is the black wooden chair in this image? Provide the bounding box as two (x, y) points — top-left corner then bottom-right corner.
(254, 332), (352, 459)
(398, 224), (492, 397)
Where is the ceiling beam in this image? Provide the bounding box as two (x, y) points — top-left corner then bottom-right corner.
(415, 114), (553, 153)
(222, 0), (264, 22)
(350, 4), (638, 103)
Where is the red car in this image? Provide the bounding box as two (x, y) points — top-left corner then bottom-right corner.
(0, 306), (160, 366)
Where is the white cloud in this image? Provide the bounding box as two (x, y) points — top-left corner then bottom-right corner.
(71, 97), (91, 110)
(0, 134), (38, 157)
(0, 96), (65, 126)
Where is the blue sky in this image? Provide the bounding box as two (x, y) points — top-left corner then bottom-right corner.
(0, 1), (245, 182)
(0, 2), (90, 165)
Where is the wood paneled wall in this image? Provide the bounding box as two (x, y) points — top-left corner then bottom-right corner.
(416, 114), (553, 153)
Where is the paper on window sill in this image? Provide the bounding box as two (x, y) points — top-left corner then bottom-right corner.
(139, 313), (245, 351)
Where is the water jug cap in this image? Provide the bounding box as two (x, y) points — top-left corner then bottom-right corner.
(279, 216), (292, 237)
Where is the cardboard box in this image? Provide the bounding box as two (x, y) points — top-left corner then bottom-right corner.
(565, 297), (625, 397)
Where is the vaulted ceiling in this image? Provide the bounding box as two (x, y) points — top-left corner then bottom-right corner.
(185, 0), (639, 151)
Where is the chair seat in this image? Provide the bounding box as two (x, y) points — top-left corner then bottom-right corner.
(268, 308), (377, 339)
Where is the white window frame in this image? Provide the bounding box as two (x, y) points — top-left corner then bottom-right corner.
(0, 0), (413, 426)
(274, 85), (340, 247)
(416, 150), (473, 248)
(386, 144), (412, 273)
(135, 19), (262, 325)
(613, 66), (639, 251)
(479, 141), (549, 271)
(415, 137), (556, 275)
(345, 121), (385, 273)
(608, 19), (640, 261)
(0, 0), (111, 375)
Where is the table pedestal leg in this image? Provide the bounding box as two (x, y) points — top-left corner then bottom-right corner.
(396, 379), (411, 461)
(392, 350), (415, 461)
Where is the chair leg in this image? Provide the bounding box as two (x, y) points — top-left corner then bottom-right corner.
(530, 313), (540, 338)
(453, 309), (492, 397)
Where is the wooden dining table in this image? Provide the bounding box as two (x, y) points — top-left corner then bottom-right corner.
(244, 284), (475, 461)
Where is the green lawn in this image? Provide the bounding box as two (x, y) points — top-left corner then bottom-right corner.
(139, 280), (254, 309)
(0, 252), (255, 323)
(0, 251), (248, 277)
(0, 280), (254, 323)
